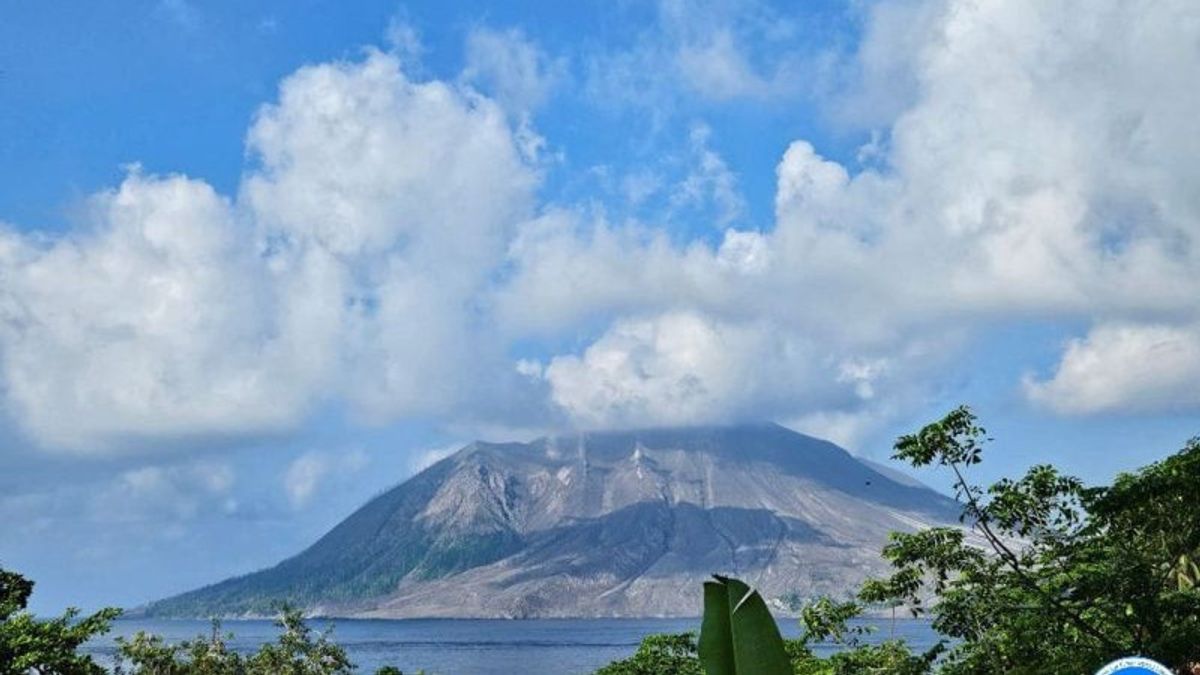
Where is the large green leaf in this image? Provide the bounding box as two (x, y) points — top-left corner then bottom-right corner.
(698, 575), (792, 675)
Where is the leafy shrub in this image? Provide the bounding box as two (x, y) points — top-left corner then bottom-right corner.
(0, 567), (119, 675)
(114, 609), (355, 675)
(594, 633), (703, 675)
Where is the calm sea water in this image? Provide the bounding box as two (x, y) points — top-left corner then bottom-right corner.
(85, 617), (940, 674)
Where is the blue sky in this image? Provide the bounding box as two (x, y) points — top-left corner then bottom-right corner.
(2, 0), (1199, 614)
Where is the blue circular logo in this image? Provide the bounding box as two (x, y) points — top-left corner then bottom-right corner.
(1094, 657), (1173, 675)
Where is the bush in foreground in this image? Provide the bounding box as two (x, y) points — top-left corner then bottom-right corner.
(594, 593), (938, 675)
(0, 568), (412, 675)
(0, 567), (119, 675)
(113, 609), (375, 674)
(594, 632), (703, 675)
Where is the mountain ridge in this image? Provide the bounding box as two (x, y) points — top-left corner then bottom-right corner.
(142, 422), (960, 618)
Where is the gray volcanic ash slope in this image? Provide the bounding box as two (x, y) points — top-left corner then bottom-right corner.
(145, 423), (960, 618)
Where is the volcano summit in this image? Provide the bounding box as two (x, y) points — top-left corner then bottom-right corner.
(145, 424), (959, 618)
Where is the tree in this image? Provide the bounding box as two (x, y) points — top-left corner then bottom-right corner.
(594, 576), (934, 675)
(594, 633), (704, 675)
(0, 566), (120, 675)
(859, 406), (1200, 673)
(116, 610), (357, 675)
(244, 608), (353, 675)
(114, 619), (244, 675)
(789, 597), (940, 675)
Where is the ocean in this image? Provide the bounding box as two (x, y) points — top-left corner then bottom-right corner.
(84, 617), (941, 674)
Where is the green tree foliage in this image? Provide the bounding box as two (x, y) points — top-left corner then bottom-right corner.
(245, 609), (353, 675)
(594, 578), (933, 675)
(594, 633), (704, 675)
(788, 597), (941, 675)
(115, 609), (359, 675)
(593, 608), (933, 675)
(0, 571), (412, 675)
(0, 566), (120, 675)
(114, 620), (245, 675)
(859, 405), (1200, 673)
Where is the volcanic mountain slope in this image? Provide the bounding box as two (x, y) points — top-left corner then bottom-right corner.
(145, 423), (961, 618)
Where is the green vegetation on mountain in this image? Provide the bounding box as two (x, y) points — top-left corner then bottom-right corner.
(143, 459), (529, 617)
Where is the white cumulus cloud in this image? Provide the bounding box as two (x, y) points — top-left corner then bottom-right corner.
(5, 0), (1200, 459)
(508, 0), (1200, 431)
(0, 49), (540, 453)
(1025, 323), (1200, 414)
(462, 26), (563, 116)
(0, 171), (303, 451)
(544, 311), (861, 428)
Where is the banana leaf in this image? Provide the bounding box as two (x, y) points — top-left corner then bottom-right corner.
(698, 575), (792, 675)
